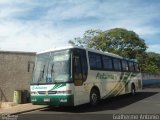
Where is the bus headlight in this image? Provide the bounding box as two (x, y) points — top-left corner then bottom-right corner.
(30, 91), (38, 95)
(57, 90), (72, 94)
(31, 98), (37, 102)
(60, 98), (68, 102)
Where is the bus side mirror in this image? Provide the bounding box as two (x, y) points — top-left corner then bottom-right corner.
(28, 61), (35, 72)
(28, 62), (30, 72)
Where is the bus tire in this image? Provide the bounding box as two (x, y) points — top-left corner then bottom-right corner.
(131, 84), (136, 96)
(90, 88), (100, 106)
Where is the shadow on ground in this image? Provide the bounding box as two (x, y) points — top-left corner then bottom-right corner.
(41, 91), (158, 113)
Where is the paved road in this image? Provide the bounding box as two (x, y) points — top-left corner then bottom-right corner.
(18, 88), (160, 120)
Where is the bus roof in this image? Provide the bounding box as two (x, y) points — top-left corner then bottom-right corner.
(37, 46), (137, 62)
(37, 46), (82, 54)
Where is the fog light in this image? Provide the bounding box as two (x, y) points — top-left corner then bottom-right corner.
(31, 98), (37, 102)
(57, 90), (72, 94)
(60, 99), (67, 102)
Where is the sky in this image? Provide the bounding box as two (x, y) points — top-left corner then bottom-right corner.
(0, 0), (160, 53)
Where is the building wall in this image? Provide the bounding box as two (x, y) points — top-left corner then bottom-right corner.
(0, 51), (35, 102)
(142, 73), (160, 80)
(142, 73), (160, 87)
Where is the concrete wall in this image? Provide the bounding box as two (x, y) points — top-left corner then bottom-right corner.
(0, 51), (35, 102)
(142, 73), (160, 80)
(142, 73), (160, 87)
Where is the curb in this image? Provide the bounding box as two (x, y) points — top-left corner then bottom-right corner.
(11, 106), (48, 115)
(1, 106), (48, 115)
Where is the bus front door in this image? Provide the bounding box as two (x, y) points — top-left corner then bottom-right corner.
(73, 49), (88, 105)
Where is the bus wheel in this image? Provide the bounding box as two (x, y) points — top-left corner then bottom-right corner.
(90, 89), (99, 106)
(131, 84), (136, 96)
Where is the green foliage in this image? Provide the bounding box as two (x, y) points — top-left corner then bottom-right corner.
(147, 52), (160, 67)
(69, 29), (101, 47)
(142, 52), (160, 73)
(91, 28), (147, 59)
(70, 28), (147, 59)
(69, 28), (160, 74)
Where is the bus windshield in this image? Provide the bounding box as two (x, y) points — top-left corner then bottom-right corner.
(32, 49), (71, 84)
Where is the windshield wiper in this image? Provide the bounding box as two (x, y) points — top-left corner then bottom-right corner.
(42, 65), (45, 78)
(47, 64), (55, 83)
(37, 65), (45, 84)
(51, 64), (54, 76)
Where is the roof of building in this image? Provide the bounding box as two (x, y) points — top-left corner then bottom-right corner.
(0, 50), (36, 55)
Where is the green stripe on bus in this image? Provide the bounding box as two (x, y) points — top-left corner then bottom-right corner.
(49, 83), (66, 91)
(115, 73), (132, 95)
(115, 73), (137, 96)
(114, 72), (132, 96)
(102, 72), (132, 98)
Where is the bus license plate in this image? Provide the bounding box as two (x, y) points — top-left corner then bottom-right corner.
(44, 98), (50, 102)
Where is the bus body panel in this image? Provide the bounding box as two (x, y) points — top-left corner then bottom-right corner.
(84, 70), (142, 100)
(30, 83), (75, 106)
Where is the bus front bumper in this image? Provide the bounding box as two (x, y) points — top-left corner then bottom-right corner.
(31, 95), (74, 106)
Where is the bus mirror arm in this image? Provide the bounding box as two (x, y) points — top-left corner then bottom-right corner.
(28, 62), (30, 72)
(28, 61), (35, 72)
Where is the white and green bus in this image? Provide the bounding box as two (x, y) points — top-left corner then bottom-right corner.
(30, 46), (142, 106)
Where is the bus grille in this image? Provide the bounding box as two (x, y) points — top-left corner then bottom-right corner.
(38, 91), (57, 95)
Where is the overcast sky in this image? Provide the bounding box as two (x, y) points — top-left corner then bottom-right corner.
(0, 0), (160, 53)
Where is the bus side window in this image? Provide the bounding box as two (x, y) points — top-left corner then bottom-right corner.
(122, 60), (129, 71)
(102, 56), (113, 70)
(134, 63), (140, 72)
(128, 62), (135, 72)
(89, 52), (102, 70)
(113, 58), (122, 71)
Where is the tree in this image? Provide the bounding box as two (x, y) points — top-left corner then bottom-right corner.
(70, 28), (147, 59)
(142, 52), (160, 73)
(69, 29), (101, 47)
(69, 28), (160, 74)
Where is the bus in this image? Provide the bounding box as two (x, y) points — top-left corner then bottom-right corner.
(30, 46), (142, 106)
